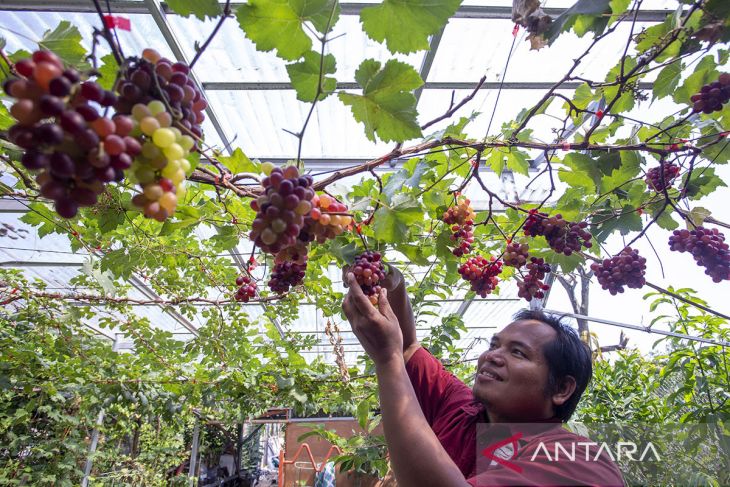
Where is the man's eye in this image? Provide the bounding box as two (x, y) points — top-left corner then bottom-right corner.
(488, 343), (497, 350)
(513, 349), (525, 357)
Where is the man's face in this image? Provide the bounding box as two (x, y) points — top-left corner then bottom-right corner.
(473, 319), (558, 423)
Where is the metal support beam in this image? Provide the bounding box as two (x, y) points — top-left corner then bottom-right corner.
(142, 0), (232, 151)
(415, 28), (445, 102)
(202, 81), (654, 91)
(188, 420), (201, 487)
(128, 275), (199, 334)
(0, 1), (676, 22)
(542, 309), (730, 347)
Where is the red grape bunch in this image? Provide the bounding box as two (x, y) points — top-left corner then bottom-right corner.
(304, 194), (353, 243)
(114, 48), (207, 146)
(442, 197), (476, 257)
(249, 164), (315, 254)
(523, 211), (592, 256)
(517, 257), (551, 302)
(4, 50), (135, 218)
(503, 241), (529, 268)
(274, 241), (309, 265)
(668, 227), (730, 283)
(590, 247), (647, 295)
(690, 74), (730, 114)
(352, 251), (386, 306)
(268, 261), (307, 294)
(458, 256), (503, 298)
(234, 274), (257, 302)
(645, 162), (680, 192)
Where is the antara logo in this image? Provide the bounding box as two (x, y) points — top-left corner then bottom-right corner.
(481, 434), (661, 471)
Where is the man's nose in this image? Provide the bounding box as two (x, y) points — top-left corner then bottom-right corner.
(479, 348), (505, 367)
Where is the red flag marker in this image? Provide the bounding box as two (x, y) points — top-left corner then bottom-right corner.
(104, 15), (131, 31)
(512, 24), (520, 37)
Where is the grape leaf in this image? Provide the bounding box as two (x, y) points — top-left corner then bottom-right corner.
(653, 62), (682, 100)
(360, 0), (461, 54)
(338, 59), (423, 143)
(0, 103), (13, 130)
(546, 0), (612, 44)
(219, 148), (259, 174)
(96, 53), (118, 91)
(673, 55), (716, 104)
(505, 149), (531, 176)
(372, 194), (424, 243)
(38, 21), (88, 68)
(682, 167), (727, 200)
(237, 0), (338, 61)
(286, 51), (336, 102)
(166, 0), (221, 20)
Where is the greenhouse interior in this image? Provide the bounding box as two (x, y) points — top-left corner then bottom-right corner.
(0, 0), (728, 485)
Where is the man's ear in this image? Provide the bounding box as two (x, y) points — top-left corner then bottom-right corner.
(552, 375), (577, 407)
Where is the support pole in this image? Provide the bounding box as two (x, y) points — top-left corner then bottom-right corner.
(189, 420), (201, 486)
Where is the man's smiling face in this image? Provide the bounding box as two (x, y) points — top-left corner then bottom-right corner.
(473, 319), (559, 423)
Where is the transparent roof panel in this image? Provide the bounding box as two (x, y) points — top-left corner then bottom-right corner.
(170, 14), (425, 83)
(0, 11), (173, 62)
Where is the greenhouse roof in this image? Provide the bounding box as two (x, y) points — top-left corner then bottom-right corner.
(1, 0), (727, 365)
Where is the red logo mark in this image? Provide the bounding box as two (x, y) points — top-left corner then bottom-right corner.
(481, 432), (523, 473)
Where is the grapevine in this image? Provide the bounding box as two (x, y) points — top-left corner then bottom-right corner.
(645, 162), (680, 192)
(516, 257), (551, 301)
(458, 256), (503, 297)
(690, 74), (730, 114)
(503, 241), (530, 268)
(442, 197), (476, 257)
(524, 210), (592, 256)
(234, 274), (257, 302)
(668, 227), (730, 283)
(352, 251), (386, 306)
(590, 247), (647, 295)
(268, 261), (307, 294)
(249, 164), (315, 255)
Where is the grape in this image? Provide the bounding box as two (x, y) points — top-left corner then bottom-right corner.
(668, 227), (730, 282)
(352, 251), (386, 305)
(153, 128), (175, 148)
(458, 256), (503, 298)
(268, 261), (307, 294)
(33, 62), (62, 90)
(80, 81), (103, 102)
(300, 195), (352, 244)
(645, 162), (680, 192)
(249, 165), (314, 254)
(234, 274), (257, 302)
(503, 241), (529, 268)
(54, 196), (78, 219)
(516, 257), (551, 301)
(690, 75), (730, 114)
(21, 151), (49, 170)
(590, 247), (646, 295)
(48, 76), (71, 97)
(524, 210), (592, 256)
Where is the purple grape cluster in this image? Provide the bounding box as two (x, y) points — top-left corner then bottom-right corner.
(590, 247), (647, 295)
(524, 211), (592, 256)
(669, 227), (730, 282)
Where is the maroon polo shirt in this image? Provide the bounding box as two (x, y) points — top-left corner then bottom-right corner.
(405, 347), (625, 487)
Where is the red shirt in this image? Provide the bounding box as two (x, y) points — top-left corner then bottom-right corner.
(405, 347), (625, 487)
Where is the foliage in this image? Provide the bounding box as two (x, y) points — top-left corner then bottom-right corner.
(1, 0), (730, 482)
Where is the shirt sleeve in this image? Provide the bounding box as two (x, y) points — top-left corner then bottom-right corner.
(405, 347), (475, 427)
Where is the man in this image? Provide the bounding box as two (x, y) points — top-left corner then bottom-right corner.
(342, 266), (624, 487)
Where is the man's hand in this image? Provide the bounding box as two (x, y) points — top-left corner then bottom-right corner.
(342, 272), (403, 366)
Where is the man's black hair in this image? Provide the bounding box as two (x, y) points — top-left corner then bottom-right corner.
(512, 309), (592, 422)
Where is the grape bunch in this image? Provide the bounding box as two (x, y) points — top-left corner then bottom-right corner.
(127, 100), (194, 220)
(645, 162), (680, 192)
(114, 48), (207, 146)
(268, 261), (307, 294)
(690, 74), (730, 114)
(250, 164), (314, 254)
(590, 247), (647, 295)
(304, 194), (352, 244)
(4, 50), (133, 218)
(353, 251), (386, 306)
(234, 274), (257, 302)
(503, 241), (529, 268)
(668, 227), (730, 282)
(442, 197), (476, 257)
(523, 211), (592, 256)
(517, 257), (551, 301)
(458, 256), (503, 298)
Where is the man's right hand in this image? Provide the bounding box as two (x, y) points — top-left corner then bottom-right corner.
(342, 262), (404, 292)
